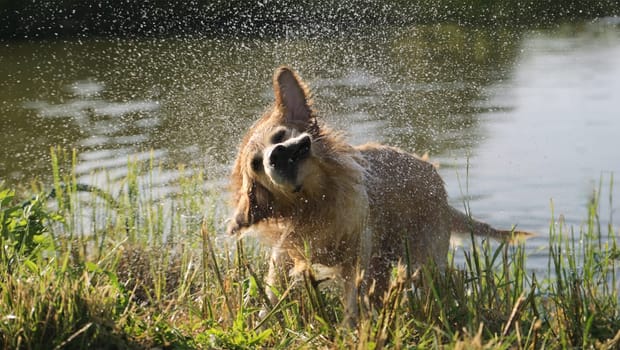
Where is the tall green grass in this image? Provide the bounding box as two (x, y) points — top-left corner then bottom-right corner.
(0, 149), (618, 349)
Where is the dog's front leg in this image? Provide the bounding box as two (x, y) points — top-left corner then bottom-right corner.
(343, 226), (373, 326)
(259, 248), (292, 319)
(342, 262), (362, 326)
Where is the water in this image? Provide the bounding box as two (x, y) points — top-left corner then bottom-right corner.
(1, 21), (619, 269)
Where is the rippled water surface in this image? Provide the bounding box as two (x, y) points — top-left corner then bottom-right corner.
(1, 21), (619, 268)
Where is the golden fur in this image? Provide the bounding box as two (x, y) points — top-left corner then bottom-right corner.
(227, 66), (529, 321)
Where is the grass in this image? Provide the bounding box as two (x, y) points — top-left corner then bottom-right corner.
(1, 148), (619, 349)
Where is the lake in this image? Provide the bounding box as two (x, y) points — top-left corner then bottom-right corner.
(1, 20), (619, 270)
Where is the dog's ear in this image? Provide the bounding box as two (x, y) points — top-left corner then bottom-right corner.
(228, 180), (272, 235)
(247, 181), (272, 223)
(273, 66), (312, 125)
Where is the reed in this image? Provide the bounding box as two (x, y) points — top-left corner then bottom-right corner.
(0, 150), (618, 349)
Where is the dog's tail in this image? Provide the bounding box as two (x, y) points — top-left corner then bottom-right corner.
(448, 206), (533, 243)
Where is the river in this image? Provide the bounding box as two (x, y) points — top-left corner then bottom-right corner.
(1, 20), (619, 269)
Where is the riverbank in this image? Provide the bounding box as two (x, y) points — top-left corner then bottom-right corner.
(1, 150), (618, 348)
(1, 0), (619, 39)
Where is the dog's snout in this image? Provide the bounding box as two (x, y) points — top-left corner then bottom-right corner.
(268, 135), (311, 168)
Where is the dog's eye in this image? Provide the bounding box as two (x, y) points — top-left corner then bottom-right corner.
(251, 155), (263, 172)
(270, 129), (287, 144)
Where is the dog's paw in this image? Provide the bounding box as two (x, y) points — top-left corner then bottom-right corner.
(311, 263), (342, 282)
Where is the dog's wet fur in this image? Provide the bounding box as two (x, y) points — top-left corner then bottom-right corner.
(226, 66), (530, 322)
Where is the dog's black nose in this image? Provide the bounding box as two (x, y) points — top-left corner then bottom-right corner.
(269, 144), (287, 167)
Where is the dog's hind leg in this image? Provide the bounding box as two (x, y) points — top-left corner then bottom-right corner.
(406, 211), (452, 273)
(366, 255), (393, 307)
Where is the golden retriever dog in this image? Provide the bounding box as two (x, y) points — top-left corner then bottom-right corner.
(226, 66), (529, 321)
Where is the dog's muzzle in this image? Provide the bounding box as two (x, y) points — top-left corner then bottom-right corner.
(265, 134), (311, 188)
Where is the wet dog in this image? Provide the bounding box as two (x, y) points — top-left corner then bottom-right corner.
(226, 66), (529, 321)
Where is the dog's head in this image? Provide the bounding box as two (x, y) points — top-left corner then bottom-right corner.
(227, 67), (329, 235)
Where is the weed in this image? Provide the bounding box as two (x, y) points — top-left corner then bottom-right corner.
(0, 151), (618, 349)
